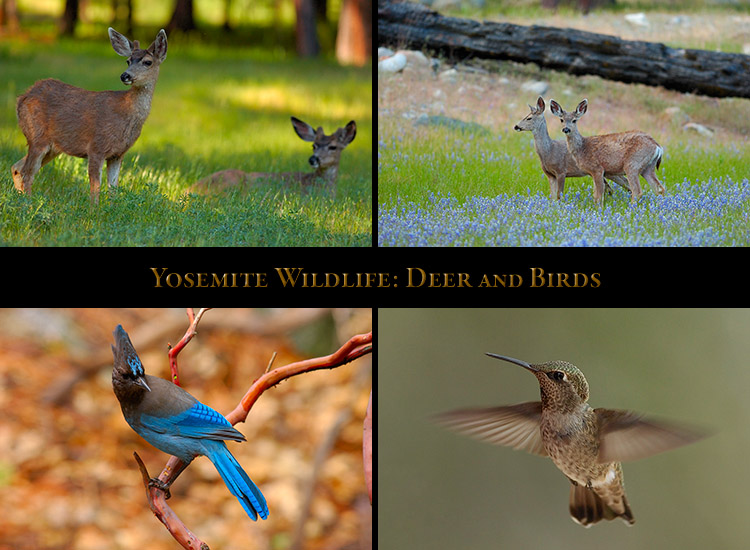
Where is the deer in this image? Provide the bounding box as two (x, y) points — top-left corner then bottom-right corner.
(549, 98), (665, 204)
(190, 117), (356, 194)
(514, 97), (629, 200)
(11, 28), (168, 202)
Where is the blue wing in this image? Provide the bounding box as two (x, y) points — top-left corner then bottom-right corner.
(140, 402), (246, 442)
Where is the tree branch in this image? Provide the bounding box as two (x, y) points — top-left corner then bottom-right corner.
(168, 307), (212, 386)
(135, 311), (372, 549)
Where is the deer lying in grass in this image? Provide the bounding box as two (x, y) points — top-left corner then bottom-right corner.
(11, 28), (168, 202)
(190, 117), (357, 194)
(549, 99), (665, 204)
(514, 97), (629, 199)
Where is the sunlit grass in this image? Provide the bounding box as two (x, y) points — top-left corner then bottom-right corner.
(0, 31), (372, 246)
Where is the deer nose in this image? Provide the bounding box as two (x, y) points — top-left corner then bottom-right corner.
(562, 127), (570, 134)
(120, 72), (133, 85)
(308, 155), (319, 168)
(513, 125), (521, 131)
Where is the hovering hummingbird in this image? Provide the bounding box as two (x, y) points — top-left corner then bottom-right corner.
(435, 354), (706, 527)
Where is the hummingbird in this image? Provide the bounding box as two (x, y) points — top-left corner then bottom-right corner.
(435, 354), (706, 527)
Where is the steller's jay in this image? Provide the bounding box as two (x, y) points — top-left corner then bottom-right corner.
(111, 324), (268, 521)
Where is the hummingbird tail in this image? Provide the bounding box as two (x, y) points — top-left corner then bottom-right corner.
(569, 483), (635, 527)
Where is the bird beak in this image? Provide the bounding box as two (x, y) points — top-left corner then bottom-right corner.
(135, 376), (151, 392)
(486, 353), (540, 373)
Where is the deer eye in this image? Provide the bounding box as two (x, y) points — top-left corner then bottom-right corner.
(143, 60), (152, 66)
(328, 145), (337, 151)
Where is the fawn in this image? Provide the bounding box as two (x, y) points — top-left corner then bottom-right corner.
(549, 99), (665, 204)
(190, 117), (357, 194)
(514, 97), (629, 199)
(12, 28), (168, 202)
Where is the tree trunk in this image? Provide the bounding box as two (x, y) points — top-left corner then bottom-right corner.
(378, 0), (750, 99)
(336, 0), (371, 66)
(167, 0), (195, 32)
(294, 0), (319, 57)
(111, 0), (133, 36)
(223, 0), (232, 31)
(60, 0), (79, 36)
(1, 0), (20, 32)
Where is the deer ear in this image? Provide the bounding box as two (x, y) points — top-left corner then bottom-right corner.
(109, 27), (133, 57)
(549, 99), (561, 116)
(576, 99), (588, 115)
(536, 96), (545, 111)
(149, 29), (168, 62)
(291, 117), (316, 142)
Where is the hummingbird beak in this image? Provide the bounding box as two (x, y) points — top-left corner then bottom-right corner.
(486, 353), (540, 373)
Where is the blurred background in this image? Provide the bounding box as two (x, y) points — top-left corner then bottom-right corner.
(380, 309), (750, 549)
(0, 307), (372, 550)
(0, 0), (370, 62)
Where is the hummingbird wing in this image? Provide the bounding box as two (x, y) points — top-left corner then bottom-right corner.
(595, 409), (706, 463)
(433, 402), (547, 456)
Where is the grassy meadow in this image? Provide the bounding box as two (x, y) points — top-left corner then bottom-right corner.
(378, 3), (750, 246)
(0, 7), (372, 246)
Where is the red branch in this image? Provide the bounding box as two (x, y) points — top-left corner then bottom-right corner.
(226, 331), (372, 424)
(136, 311), (372, 550)
(168, 308), (212, 386)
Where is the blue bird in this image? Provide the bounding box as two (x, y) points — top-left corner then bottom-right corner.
(111, 324), (268, 521)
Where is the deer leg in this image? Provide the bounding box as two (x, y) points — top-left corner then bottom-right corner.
(643, 167), (665, 196)
(609, 175), (630, 191)
(106, 156), (123, 188)
(591, 171), (606, 205)
(88, 157), (104, 203)
(603, 178), (614, 196)
(19, 145), (50, 195)
(626, 170), (643, 203)
(547, 175), (557, 199)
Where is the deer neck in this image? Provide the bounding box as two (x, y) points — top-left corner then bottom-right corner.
(531, 117), (554, 158)
(563, 126), (585, 156)
(125, 80), (157, 127)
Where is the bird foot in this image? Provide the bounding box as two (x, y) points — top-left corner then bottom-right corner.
(148, 478), (172, 499)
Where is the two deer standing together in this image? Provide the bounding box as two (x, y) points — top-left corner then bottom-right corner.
(515, 96), (665, 204)
(11, 29), (357, 201)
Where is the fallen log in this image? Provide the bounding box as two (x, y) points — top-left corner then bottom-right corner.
(378, 0), (750, 99)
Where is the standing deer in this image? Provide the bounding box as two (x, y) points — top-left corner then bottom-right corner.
(549, 99), (665, 204)
(11, 28), (168, 202)
(514, 97), (629, 200)
(190, 117), (356, 194)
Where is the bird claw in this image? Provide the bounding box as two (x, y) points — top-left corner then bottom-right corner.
(149, 478), (172, 499)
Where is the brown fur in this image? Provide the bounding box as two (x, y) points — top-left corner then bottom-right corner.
(514, 96), (629, 199)
(12, 28), (167, 202)
(549, 99), (665, 204)
(190, 118), (356, 195)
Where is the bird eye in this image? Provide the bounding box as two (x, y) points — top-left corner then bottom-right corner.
(547, 371), (565, 381)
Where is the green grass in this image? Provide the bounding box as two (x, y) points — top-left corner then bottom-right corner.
(0, 33), (372, 246)
(378, 44), (750, 246)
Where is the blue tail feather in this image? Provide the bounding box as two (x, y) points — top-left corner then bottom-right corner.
(204, 441), (269, 521)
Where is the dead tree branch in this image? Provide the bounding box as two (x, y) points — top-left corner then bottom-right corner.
(378, 0), (750, 99)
